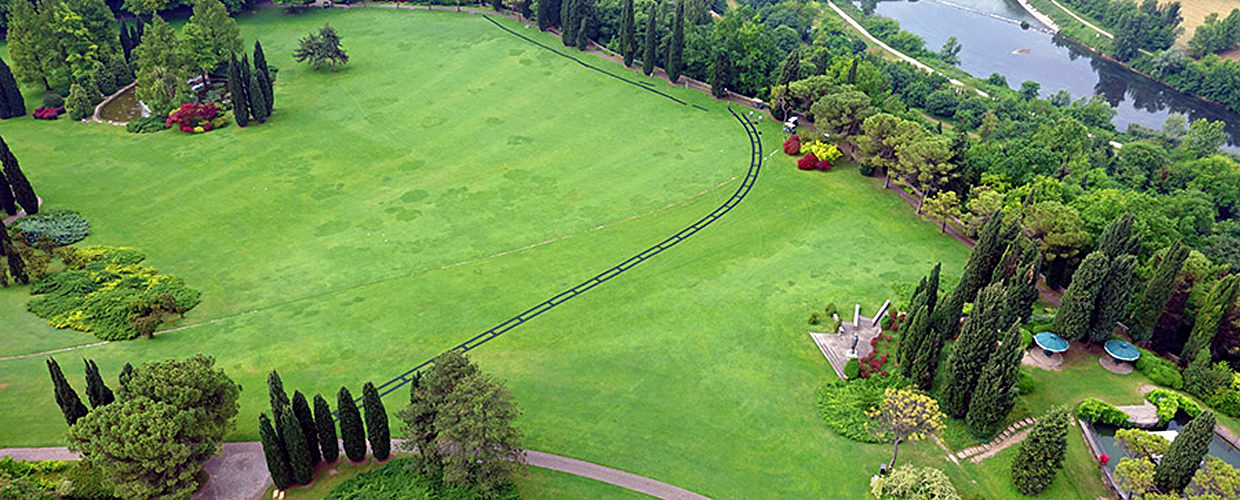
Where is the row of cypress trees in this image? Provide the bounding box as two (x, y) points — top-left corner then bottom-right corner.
(537, 0), (687, 84)
(45, 358), (128, 426)
(227, 41), (275, 128)
(0, 58), (27, 119)
(260, 371), (389, 490)
(0, 135), (40, 217)
(1052, 214), (1141, 344)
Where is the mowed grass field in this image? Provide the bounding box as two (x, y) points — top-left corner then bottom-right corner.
(0, 8), (1116, 498)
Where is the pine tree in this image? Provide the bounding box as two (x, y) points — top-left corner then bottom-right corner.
(83, 359), (114, 409)
(966, 322), (1023, 437)
(338, 386), (367, 462)
(1052, 252), (1110, 342)
(1130, 241), (1189, 342)
(278, 404), (314, 485)
(1086, 254), (1137, 344)
(1182, 275), (1240, 362)
(0, 57), (26, 119)
(0, 219), (28, 285)
(291, 391), (321, 465)
(46, 358), (89, 426)
(1096, 213), (1140, 258)
(1155, 412), (1217, 492)
(313, 394), (339, 463)
(227, 54), (249, 127)
(254, 40), (273, 111)
(642, 4), (658, 76)
(1183, 347), (1218, 398)
(560, 0), (576, 46)
(0, 136), (38, 215)
(620, 0), (636, 66)
(1010, 406), (1071, 495)
(259, 413), (292, 490)
(665, 0), (684, 83)
(940, 284), (1006, 417)
(362, 382), (390, 461)
(248, 70), (269, 124)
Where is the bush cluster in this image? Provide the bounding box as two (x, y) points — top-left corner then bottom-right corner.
(1133, 349), (1183, 389)
(32, 106), (65, 120)
(783, 135), (801, 155)
(166, 103), (227, 133)
(125, 115), (168, 134)
(816, 375), (911, 443)
(1144, 389), (1202, 424)
(26, 246), (200, 340)
(14, 210), (89, 246)
(1076, 398), (1130, 426)
(326, 458), (516, 500)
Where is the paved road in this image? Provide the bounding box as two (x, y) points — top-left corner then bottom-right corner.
(1, 443), (711, 500)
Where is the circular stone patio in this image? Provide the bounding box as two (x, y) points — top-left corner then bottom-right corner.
(1099, 356), (1135, 374)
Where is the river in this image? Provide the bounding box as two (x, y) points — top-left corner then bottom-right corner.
(868, 0), (1240, 148)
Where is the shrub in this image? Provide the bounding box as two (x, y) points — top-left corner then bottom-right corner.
(815, 375), (911, 443)
(844, 358), (860, 379)
(824, 303), (837, 318)
(814, 160), (832, 171)
(797, 153), (818, 171)
(33, 106), (65, 120)
(1144, 389), (1202, 424)
(1076, 398), (1130, 426)
(1134, 350), (1183, 390)
(58, 460), (116, 499)
(42, 93), (64, 108)
(65, 83), (94, 121)
(872, 465), (960, 500)
(26, 246), (200, 340)
(166, 102), (221, 133)
(783, 135), (801, 155)
(802, 140), (843, 163)
(1017, 371), (1035, 395)
(859, 162), (876, 176)
(326, 458), (516, 500)
(1207, 375), (1240, 417)
(14, 211), (89, 246)
(126, 115), (168, 134)
(808, 312), (820, 325)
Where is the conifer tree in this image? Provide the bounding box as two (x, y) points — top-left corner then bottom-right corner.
(0, 218), (28, 285)
(83, 359), (114, 409)
(1052, 252), (1110, 342)
(1155, 412), (1216, 492)
(620, 0), (636, 66)
(259, 413), (292, 490)
(0, 57), (26, 119)
(46, 358), (88, 426)
(117, 362), (134, 392)
(709, 48), (730, 98)
(227, 54), (249, 127)
(1130, 241), (1189, 343)
(924, 263), (940, 316)
(1182, 275), (1240, 362)
(254, 41), (274, 112)
(0, 136), (38, 215)
(362, 382), (390, 461)
(291, 391), (321, 465)
(665, 0), (684, 83)
(278, 404), (314, 485)
(338, 386), (367, 462)
(1087, 254), (1137, 344)
(897, 277), (931, 374)
(903, 306), (937, 390)
(940, 284), (1006, 417)
(958, 212), (1013, 303)
(267, 371), (290, 426)
(313, 394), (339, 463)
(537, 0), (553, 30)
(966, 322), (1023, 437)
(248, 71), (269, 123)
(997, 250), (1042, 329)
(119, 23), (133, 62)
(576, 16), (590, 50)
(1096, 213), (1140, 258)
(1183, 347), (1217, 398)
(1010, 406), (1071, 495)
(560, 0), (577, 46)
(642, 4), (659, 76)
(0, 168), (17, 216)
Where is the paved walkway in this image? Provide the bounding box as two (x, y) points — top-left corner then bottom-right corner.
(1, 443), (712, 500)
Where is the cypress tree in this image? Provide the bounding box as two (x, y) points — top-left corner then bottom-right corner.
(846, 56), (859, 85)
(117, 362), (134, 392)
(338, 386), (367, 462)
(1096, 212), (1140, 259)
(227, 54), (249, 127)
(1182, 275), (1240, 362)
(1010, 406), (1071, 495)
(997, 250), (1043, 329)
(278, 404), (314, 485)
(620, 0), (636, 66)
(362, 382), (390, 461)
(1, 219), (28, 285)
(259, 413), (292, 490)
(924, 263), (941, 316)
(1155, 411), (1217, 492)
(313, 394), (339, 463)
(249, 71), (270, 124)
(560, 0), (576, 46)
(1052, 252), (1110, 342)
(119, 23), (132, 62)
(1087, 255), (1137, 344)
(0, 136), (38, 215)
(966, 322), (1023, 437)
(957, 212), (1014, 304)
(1129, 241), (1190, 342)
(537, 0), (552, 30)
(777, 49), (801, 90)
(254, 41), (274, 111)
(904, 306), (938, 390)
(709, 48), (730, 98)
(576, 16), (590, 50)
(0, 168), (17, 216)
(238, 54), (254, 124)
(46, 358), (88, 426)
(268, 371), (290, 426)
(291, 391), (321, 465)
(642, 4), (659, 76)
(940, 284), (1006, 417)
(1183, 347), (1216, 398)
(897, 277), (931, 374)
(82, 359), (114, 409)
(666, 0), (684, 83)
(0, 57), (26, 119)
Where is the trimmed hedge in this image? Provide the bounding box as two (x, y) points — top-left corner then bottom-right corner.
(14, 210), (90, 246)
(1145, 389), (1202, 424)
(326, 458), (516, 500)
(1076, 398), (1130, 427)
(816, 375), (911, 443)
(1134, 349), (1183, 390)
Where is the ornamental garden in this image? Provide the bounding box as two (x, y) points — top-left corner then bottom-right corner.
(1, 0), (1240, 499)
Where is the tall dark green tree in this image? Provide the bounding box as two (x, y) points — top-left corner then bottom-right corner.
(117, 362), (134, 392)
(253, 40), (273, 111)
(362, 381), (390, 461)
(709, 47), (730, 98)
(0, 218), (28, 284)
(267, 370), (290, 430)
(642, 4), (658, 76)
(665, 0), (684, 83)
(0, 168), (17, 216)
(1010, 406), (1071, 495)
(278, 404), (314, 485)
(776, 49), (800, 97)
(958, 213), (1015, 303)
(966, 322), (1023, 437)
(1096, 213), (1140, 259)
(83, 359), (114, 409)
(1087, 254), (1138, 344)
(312, 394), (339, 463)
(1182, 275), (1240, 362)
(227, 54), (249, 127)
(1155, 412), (1217, 492)
(576, 16), (590, 50)
(619, 0), (636, 66)
(1052, 252), (1110, 342)
(560, 0), (577, 46)
(904, 306), (938, 390)
(290, 391), (321, 465)
(897, 277), (931, 374)
(47, 358), (89, 426)
(537, 0), (556, 30)
(1129, 241), (1190, 342)
(338, 386), (367, 462)
(996, 248), (1043, 329)
(400, 351), (480, 475)
(1114, 10), (1147, 62)
(0, 136), (39, 215)
(0, 57), (26, 119)
(258, 413), (292, 490)
(248, 70), (270, 124)
(940, 284), (1006, 417)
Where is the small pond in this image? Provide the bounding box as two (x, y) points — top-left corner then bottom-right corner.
(97, 86), (148, 123)
(1088, 416), (1240, 477)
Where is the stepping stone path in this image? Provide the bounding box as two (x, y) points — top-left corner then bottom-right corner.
(950, 417), (1038, 464)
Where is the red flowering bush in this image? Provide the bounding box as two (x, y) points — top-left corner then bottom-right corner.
(815, 160), (832, 171)
(166, 102), (221, 133)
(797, 153), (818, 170)
(783, 135), (801, 155)
(33, 106), (64, 120)
(1098, 453), (1109, 465)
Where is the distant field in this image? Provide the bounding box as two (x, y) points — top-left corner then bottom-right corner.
(1167, 0), (1240, 46)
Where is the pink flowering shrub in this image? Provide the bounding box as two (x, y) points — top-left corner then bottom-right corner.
(166, 103), (220, 133)
(33, 107), (64, 120)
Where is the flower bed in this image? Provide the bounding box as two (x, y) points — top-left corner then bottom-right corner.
(166, 103), (228, 133)
(32, 107), (64, 120)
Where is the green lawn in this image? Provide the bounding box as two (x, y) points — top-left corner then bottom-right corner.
(0, 7), (1131, 499)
